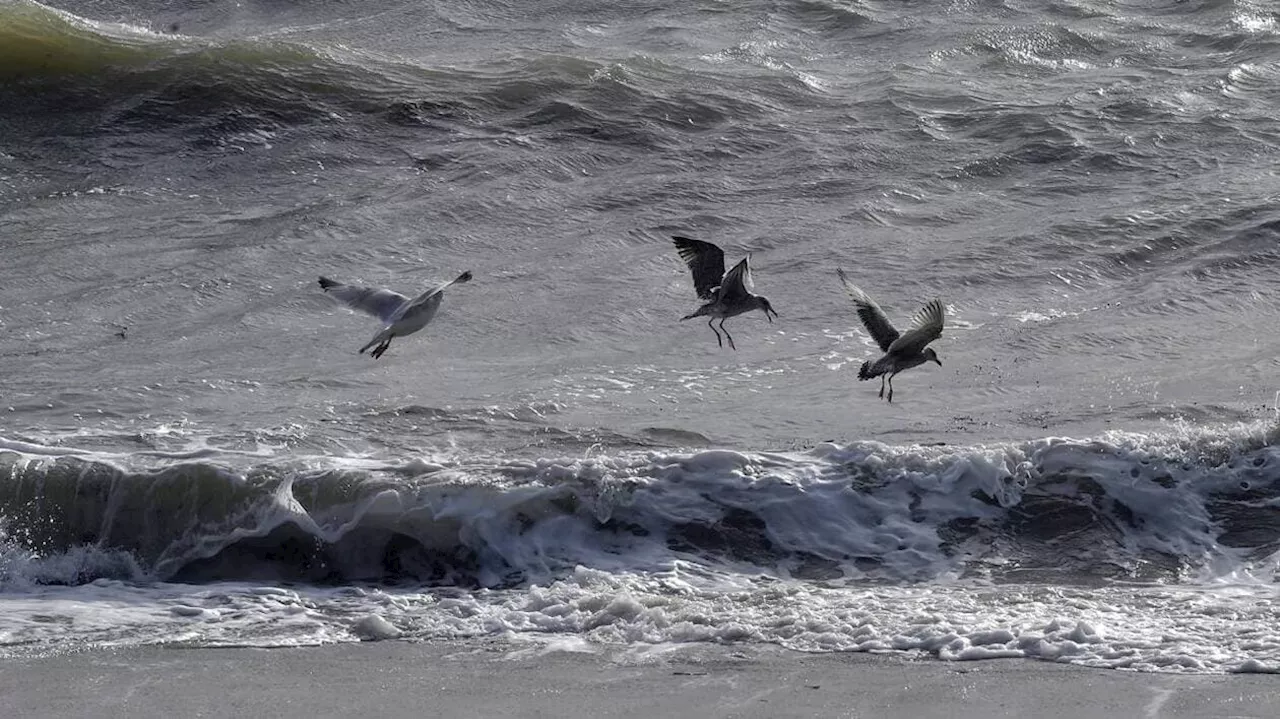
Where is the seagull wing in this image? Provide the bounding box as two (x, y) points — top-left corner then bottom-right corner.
(673, 236), (725, 300)
(403, 271), (472, 312)
(888, 299), (945, 355)
(718, 256), (753, 301)
(318, 277), (408, 324)
(836, 268), (900, 352)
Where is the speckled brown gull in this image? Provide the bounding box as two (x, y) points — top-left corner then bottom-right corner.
(673, 236), (777, 350)
(836, 268), (944, 403)
(318, 271), (472, 359)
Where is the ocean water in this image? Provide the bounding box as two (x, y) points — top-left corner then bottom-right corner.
(2, 0), (1279, 674)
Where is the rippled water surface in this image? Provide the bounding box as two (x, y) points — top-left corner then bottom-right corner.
(2, 0), (1279, 673)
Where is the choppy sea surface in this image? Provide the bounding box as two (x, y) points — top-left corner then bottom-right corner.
(2, 0), (1279, 673)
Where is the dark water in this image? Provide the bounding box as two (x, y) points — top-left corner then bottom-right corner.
(1, 0), (1279, 672)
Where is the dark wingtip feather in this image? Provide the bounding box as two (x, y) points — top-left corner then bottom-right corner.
(857, 360), (873, 380)
(318, 276), (338, 291)
(457, 270), (473, 283)
(673, 235), (714, 252)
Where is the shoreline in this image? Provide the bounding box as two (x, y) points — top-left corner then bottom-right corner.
(2, 639), (1277, 718)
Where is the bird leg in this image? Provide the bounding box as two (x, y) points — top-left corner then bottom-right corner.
(878, 375), (886, 399)
(707, 318), (723, 348)
(719, 319), (736, 351)
(886, 373), (895, 403)
(371, 337), (393, 359)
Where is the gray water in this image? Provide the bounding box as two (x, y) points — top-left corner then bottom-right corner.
(2, 0), (1279, 672)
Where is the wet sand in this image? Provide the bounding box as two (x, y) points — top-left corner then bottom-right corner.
(1, 640), (1276, 718)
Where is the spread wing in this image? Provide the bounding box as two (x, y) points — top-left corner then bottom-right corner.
(887, 299), (945, 355)
(404, 271), (471, 308)
(673, 236), (725, 300)
(403, 271), (472, 313)
(836, 268), (899, 352)
(318, 276), (408, 324)
(718, 256), (753, 301)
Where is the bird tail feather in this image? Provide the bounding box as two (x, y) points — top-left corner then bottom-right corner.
(681, 304), (710, 321)
(857, 360), (876, 381)
(359, 328), (393, 355)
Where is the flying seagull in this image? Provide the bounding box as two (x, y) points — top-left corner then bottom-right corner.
(836, 268), (943, 403)
(673, 236), (777, 350)
(318, 271), (472, 359)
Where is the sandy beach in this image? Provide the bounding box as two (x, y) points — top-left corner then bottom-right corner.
(2, 640), (1276, 718)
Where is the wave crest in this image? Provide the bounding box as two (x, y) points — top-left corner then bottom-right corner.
(3, 422), (1278, 588)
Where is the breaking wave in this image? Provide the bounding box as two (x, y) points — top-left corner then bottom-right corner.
(4, 421), (1278, 588)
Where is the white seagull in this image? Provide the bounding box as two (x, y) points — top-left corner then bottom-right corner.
(318, 271), (472, 359)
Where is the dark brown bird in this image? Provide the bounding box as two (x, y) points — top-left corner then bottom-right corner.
(837, 268), (944, 403)
(673, 236), (777, 350)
